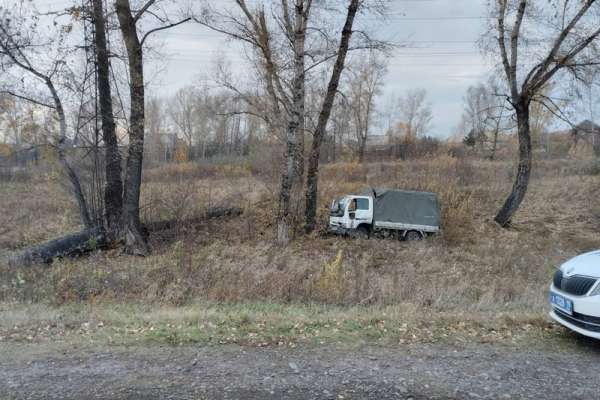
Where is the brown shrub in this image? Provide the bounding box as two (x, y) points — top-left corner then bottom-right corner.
(143, 162), (252, 183)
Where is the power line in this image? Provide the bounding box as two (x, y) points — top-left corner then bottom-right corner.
(367, 16), (486, 21)
(387, 63), (487, 66)
(160, 31), (480, 45)
(165, 57), (489, 67)
(163, 49), (482, 57)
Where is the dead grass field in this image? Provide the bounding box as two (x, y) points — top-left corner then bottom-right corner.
(1, 155), (599, 344)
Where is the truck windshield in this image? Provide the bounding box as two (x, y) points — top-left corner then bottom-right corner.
(330, 198), (347, 217)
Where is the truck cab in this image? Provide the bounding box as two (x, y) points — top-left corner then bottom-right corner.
(329, 195), (373, 235)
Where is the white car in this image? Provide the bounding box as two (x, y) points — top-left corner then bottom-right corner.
(549, 250), (600, 339)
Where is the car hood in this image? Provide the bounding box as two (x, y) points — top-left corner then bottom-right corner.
(560, 250), (600, 278)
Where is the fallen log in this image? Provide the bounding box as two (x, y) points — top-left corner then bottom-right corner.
(205, 206), (243, 219)
(8, 207), (243, 267)
(9, 227), (106, 267)
(145, 206), (244, 233)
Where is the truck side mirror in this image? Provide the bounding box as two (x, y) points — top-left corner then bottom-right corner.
(349, 212), (355, 220)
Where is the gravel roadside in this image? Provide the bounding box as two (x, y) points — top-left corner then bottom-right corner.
(2, 340), (600, 400)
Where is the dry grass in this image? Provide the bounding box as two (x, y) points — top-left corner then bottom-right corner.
(0, 178), (81, 252)
(1, 155), (599, 325)
(0, 301), (570, 349)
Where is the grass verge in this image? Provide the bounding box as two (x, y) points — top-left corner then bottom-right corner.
(0, 301), (583, 351)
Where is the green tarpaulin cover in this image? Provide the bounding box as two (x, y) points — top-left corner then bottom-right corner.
(362, 188), (440, 228)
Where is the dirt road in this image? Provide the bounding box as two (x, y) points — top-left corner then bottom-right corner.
(2, 339), (600, 400)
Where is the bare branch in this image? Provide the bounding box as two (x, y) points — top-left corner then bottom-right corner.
(133, 0), (156, 22)
(0, 90), (54, 109)
(140, 17), (191, 46)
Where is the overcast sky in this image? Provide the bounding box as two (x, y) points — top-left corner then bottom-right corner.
(158, 0), (491, 138)
(40, 0), (493, 138)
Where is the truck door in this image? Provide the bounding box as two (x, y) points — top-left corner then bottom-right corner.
(348, 197), (371, 228)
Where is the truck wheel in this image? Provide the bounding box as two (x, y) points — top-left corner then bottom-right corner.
(353, 226), (369, 239)
(404, 230), (422, 241)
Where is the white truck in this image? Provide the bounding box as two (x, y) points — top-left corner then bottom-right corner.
(328, 188), (440, 240)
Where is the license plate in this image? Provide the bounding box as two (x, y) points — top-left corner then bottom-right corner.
(550, 292), (573, 315)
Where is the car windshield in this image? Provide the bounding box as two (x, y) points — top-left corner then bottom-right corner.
(330, 197), (348, 217)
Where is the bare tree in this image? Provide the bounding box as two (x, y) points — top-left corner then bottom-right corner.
(145, 96), (167, 164)
(492, 0), (600, 226)
(0, 3), (93, 228)
(462, 84), (491, 150)
(381, 93), (400, 137)
(347, 52), (387, 162)
(0, 96), (24, 166)
(484, 78), (512, 160)
(327, 95), (352, 162)
(115, 0), (150, 255)
(528, 84), (562, 150)
(460, 79), (512, 158)
(0, 96), (47, 166)
(398, 88), (432, 143)
(276, 0), (313, 244)
(304, 0), (361, 233)
(573, 59), (600, 154)
(92, 0), (123, 238)
(115, 0), (190, 255)
(168, 86), (197, 160)
(197, 0), (312, 243)
(198, 1), (387, 239)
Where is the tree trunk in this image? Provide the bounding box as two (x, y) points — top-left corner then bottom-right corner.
(304, 0), (359, 233)
(490, 128), (499, 160)
(9, 227), (105, 266)
(47, 78), (93, 229)
(11, 122), (20, 166)
(92, 0), (123, 237)
(358, 134), (367, 163)
(276, 1), (309, 244)
(292, 0), (306, 180)
(277, 139), (296, 244)
(489, 108), (503, 161)
(494, 102), (531, 226)
(115, 0), (149, 255)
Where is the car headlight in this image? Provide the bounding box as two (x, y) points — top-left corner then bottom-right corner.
(590, 282), (600, 296)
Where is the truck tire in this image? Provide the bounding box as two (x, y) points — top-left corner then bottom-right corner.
(353, 225), (369, 239)
(404, 230), (423, 241)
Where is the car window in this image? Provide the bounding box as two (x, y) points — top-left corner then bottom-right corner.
(356, 198), (369, 210)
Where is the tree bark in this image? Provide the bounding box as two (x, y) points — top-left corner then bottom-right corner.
(304, 0), (359, 233)
(277, 139), (297, 244)
(276, 0), (310, 244)
(358, 135), (367, 163)
(494, 101), (531, 226)
(92, 0), (123, 237)
(292, 1), (306, 181)
(9, 227), (105, 266)
(115, 0), (149, 255)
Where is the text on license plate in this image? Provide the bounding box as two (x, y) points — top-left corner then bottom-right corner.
(550, 292), (573, 315)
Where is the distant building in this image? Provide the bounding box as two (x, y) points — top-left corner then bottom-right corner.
(365, 134), (389, 150)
